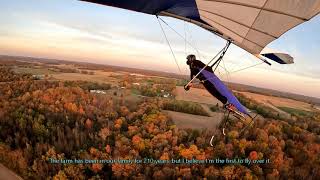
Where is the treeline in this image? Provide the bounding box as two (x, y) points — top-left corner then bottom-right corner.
(235, 92), (320, 135)
(236, 92), (285, 119)
(64, 80), (111, 91)
(0, 67), (32, 82)
(133, 83), (176, 98)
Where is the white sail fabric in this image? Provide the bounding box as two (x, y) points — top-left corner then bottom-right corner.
(82, 0), (320, 56)
(195, 0), (320, 55)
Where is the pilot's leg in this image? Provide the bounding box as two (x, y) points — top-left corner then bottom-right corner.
(203, 82), (227, 104)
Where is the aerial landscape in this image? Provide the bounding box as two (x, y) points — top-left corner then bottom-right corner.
(0, 55), (319, 179)
(1, 0), (320, 179)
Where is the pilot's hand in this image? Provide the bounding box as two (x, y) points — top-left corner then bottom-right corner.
(184, 83), (192, 91)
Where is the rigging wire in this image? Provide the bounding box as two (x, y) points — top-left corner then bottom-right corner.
(185, 20), (204, 60)
(183, 21), (190, 74)
(221, 61), (264, 76)
(184, 21), (187, 57)
(157, 16), (263, 84)
(156, 16), (182, 74)
(184, 41), (230, 87)
(222, 57), (230, 75)
(221, 56), (231, 86)
(158, 16), (202, 59)
(157, 16), (234, 79)
(212, 40), (231, 73)
(213, 57), (223, 72)
(192, 61), (265, 84)
(186, 24), (202, 59)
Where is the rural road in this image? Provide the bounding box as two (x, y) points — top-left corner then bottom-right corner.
(0, 164), (23, 180)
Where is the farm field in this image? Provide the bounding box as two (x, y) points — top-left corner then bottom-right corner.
(51, 72), (119, 86)
(239, 91), (316, 112)
(175, 86), (222, 106)
(13, 67), (57, 75)
(163, 110), (224, 130)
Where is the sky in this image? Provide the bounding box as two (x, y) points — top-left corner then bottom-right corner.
(0, 0), (319, 98)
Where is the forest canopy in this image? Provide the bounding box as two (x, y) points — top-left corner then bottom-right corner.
(0, 66), (319, 179)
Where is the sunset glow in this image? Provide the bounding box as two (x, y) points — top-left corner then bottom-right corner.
(1, 0), (320, 97)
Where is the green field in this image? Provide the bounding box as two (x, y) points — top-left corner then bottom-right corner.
(277, 106), (314, 117)
(162, 99), (210, 116)
(13, 67), (58, 75)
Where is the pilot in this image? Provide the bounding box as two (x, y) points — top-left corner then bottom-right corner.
(185, 54), (228, 105)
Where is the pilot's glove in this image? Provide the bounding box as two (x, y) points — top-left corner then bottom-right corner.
(184, 83), (192, 91)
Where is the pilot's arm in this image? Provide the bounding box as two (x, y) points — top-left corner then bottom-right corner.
(184, 67), (196, 91)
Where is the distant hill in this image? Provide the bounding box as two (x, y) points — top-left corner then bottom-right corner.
(1, 54), (319, 105)
(0, 55), (186, 79)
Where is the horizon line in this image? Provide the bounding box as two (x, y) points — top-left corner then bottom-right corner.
(1, 53), (319, 100)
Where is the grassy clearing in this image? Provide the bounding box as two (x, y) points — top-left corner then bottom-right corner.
(162, 99), (209, 116)
(209, 105), (219, 112)
(51, 73), (119, 86)
(175, 86), (222, 106)
(63, 81), (111, 90)
(176, 79), (189, 86)
(277, 106), (314, 117)
(131, 89), (141, 96)
(13, 67), (58, 75)
(239, 91), (314, 112)
(164, 110), (224, 130)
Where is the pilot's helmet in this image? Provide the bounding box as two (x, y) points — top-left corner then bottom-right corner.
(186, 54), (196, 65)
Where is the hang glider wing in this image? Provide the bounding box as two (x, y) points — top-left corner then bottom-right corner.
(81, 0), (320, 60)
(261, 53), (294, 64)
